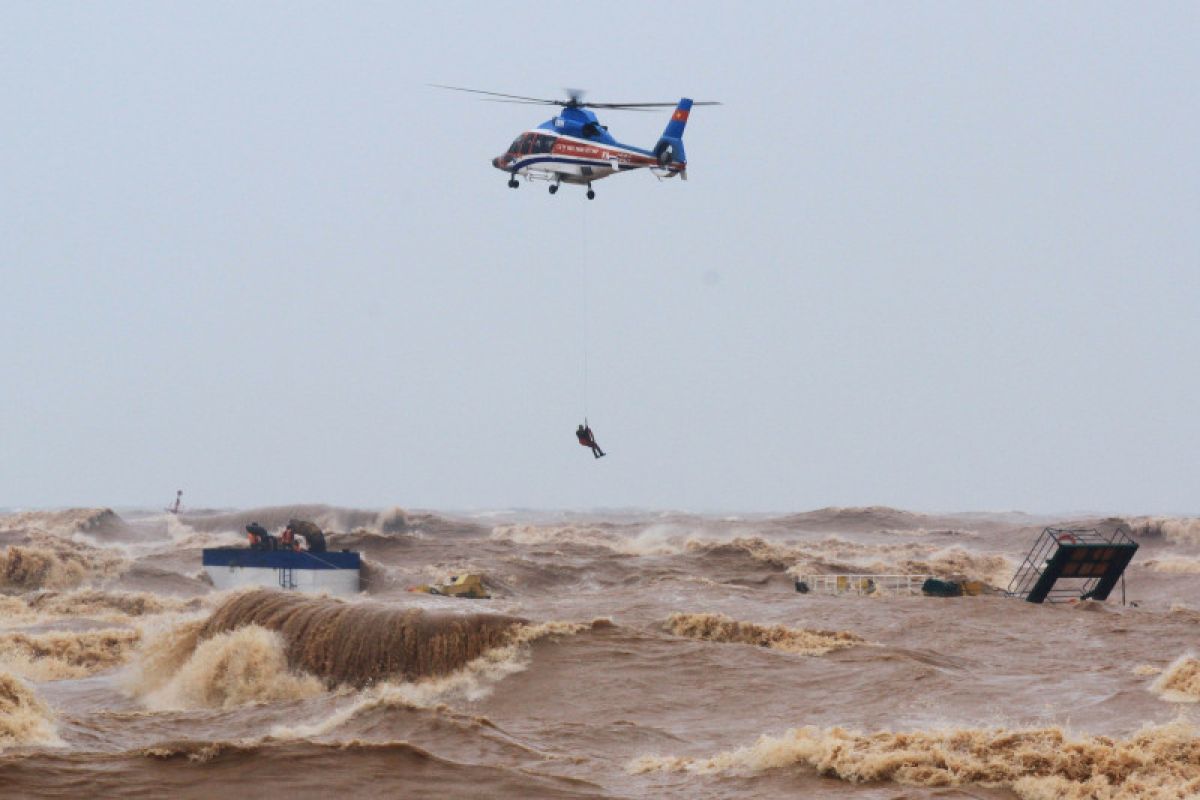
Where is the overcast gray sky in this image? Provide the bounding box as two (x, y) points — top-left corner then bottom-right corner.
(2, 2), (1197, 513)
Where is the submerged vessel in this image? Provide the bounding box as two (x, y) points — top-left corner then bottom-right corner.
(201, 547), (361, 596)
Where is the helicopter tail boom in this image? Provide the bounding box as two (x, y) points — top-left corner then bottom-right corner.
(661, 98), (693, 139)
(652, 98), (693, 175)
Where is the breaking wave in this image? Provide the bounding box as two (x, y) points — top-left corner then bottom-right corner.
(0, 629), (141, 680)
(486, 527), (1006, 589)
(688, 536), (935, 570)
(176, 505), (484, 540)
(0, 670), (59, 748)
(126, 618), (204, 695)
(376, 507), (487, 537)
(630, 720), (1200, 799)
(272, 620), (600, 740)
(490, 523), (684, 555)
(161, 515), (244, 550)
(177, 505), (380, 535)
(0, 595), (35, 624)
(686, 537), (805, 569)
(682, 537), (1011, 587)
(1122, 517), (1200, 546)
(894, 547), (1015, 586)
(1, 545), (89, 590)
(130, 593), (599, 714)
(357, 557), (406, 594)
(1150, 653), (1200, 703)
(0, 508), (125, 538)
(665, 613), (863, 656)
(0, 536), (127, 590)
(194, 590), (525, 688)
(131, 624), (324, 710)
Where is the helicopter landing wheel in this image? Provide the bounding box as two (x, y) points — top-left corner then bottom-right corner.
(548, 184), (558, 195)
(508, 178), (519, 189)
(586, 187), (595, 200)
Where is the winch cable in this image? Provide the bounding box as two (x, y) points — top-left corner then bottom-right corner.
(580, 203), (590, 424)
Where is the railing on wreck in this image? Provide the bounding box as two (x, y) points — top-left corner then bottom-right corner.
(793, 573), (934, 596)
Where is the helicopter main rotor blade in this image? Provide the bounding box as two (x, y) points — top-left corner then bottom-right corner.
(432, 84), (723, 111)
(481, 99), (656, 113)
(481, 98), (565, 106)
(585, 101), (723, 108)
(428, 84), (562, 104)
(581, 106), (658, 113)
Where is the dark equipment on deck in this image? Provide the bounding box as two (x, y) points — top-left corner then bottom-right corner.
(287, 519), (327, 553)
(921, 578), (964, 597)
(1006, 527), (1138, 604)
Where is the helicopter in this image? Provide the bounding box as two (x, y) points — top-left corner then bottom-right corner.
(432, 86), (720, 199)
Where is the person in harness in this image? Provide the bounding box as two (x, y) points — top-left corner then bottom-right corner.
(286, 519), (327, 553)
(576, 422), (605, 459)
(246, 522), (276, 550)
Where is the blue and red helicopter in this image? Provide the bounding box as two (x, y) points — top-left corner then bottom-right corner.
(433, 86), (720, 198)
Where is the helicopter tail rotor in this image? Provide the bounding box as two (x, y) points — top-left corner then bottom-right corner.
(651, 98), (694, 177)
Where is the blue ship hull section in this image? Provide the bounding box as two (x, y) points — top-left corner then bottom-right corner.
(202, 548), (360, 570)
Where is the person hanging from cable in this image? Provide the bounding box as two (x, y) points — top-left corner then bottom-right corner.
(576, 421), (605, 459)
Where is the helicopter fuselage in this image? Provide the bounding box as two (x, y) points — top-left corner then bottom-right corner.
(492, 107), (684, 186)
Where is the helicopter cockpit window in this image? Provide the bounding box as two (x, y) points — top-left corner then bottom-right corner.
(506, 133), (545, 156)
(534, 134), (555, 154)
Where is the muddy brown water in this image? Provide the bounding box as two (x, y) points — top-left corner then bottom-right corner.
(1, 506), (1198, 799)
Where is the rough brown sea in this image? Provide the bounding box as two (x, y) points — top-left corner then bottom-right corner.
(1, 505), (1198, 799)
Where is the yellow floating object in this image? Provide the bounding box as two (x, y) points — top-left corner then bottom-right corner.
(410, 573), (490, 599)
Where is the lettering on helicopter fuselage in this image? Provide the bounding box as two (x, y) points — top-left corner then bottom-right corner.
(552, 142), (646, 164)
(554, 143), (604, 159)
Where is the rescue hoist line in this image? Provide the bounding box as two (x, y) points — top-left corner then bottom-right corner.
(581, 204), (590, 421)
